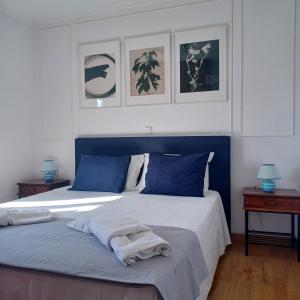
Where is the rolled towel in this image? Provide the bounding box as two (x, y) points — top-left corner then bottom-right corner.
(88, 216), (151, 249)
(5, 209), (52, 226)
(111, 230), (172, 266)
(68, 215), (172, 266)
(0, 212), (9, 226)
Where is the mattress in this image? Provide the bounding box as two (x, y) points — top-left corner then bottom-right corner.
(0, 187), (231, 300)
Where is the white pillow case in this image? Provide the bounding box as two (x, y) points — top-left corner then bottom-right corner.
(125, 154), (145, 191)
(204, 152), (214, 193)
(136, 153), (150, 191)
(137, 152), (214, 193)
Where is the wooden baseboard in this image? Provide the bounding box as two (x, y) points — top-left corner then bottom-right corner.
(231, 233), (245, 242)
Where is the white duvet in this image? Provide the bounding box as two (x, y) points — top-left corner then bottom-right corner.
(0, 187), (231, 300)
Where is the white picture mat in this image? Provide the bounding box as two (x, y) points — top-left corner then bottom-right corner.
(125, 32), (171, 106)
(175, 25), (227, 103)
(79, 40), (121, 108)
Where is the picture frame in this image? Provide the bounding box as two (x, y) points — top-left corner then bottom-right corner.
(79, 40), (121, 108)
(174, 25), (227, 103)
(124, 32), (171, 106)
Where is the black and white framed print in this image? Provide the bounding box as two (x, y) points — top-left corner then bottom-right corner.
(79, 40), (121, 108)
(175, 25), (227, 103)
(125, 33), (171, 106)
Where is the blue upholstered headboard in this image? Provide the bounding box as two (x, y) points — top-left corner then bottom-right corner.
(74, 136), (231, 231)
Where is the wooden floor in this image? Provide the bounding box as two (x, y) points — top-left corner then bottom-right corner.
(208, 237), (300, 300)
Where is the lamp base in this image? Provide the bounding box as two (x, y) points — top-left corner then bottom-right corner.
(261, 179), (275, 192)
(42, 170), (56, 183)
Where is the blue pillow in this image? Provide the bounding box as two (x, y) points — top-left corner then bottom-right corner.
(141, 153), (209, 197)
(70, 155), (131, 193)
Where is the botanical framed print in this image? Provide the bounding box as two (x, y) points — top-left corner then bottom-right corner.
(125, 33), (171, 106)
(175, 25), (227, 103)
(79, 40), (121, 108)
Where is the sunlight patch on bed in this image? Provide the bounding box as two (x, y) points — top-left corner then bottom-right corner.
(51, 205), (100, 212)
(0, 195), (123, 209)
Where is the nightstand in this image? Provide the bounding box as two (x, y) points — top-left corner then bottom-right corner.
(243, 187), (300, 261)
(17, 179), (70, 198)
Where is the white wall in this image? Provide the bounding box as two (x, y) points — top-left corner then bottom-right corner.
(0, 12), (35, 202)
(231, 0), (299, 233)
(33, 0), (300, 233)
(34, 0), (231, 180)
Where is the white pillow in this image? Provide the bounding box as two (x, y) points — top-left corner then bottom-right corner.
(137, 152), (214, 193)
(136, 153), (149, 192)
(125, 154), (145, 191)
(204, 152), (214, 194)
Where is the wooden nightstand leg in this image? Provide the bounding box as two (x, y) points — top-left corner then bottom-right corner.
(291, 214), (295, 246)
(245, 210), (249, 256)
(297, 214), (300, 262)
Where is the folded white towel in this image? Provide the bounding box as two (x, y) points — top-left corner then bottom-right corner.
(0, 211), (9, 226)
(88, 216), (151, 249)
(68, 215), (172, 266)
(111, 230), (172, 266)
(0, 209), (52, 226)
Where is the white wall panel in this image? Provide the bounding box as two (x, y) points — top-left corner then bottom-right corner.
(0, 12), (35, 202)
(241, 0), (295, 136)
(37, 26), (72, 140)
(34, 26), (74, 180)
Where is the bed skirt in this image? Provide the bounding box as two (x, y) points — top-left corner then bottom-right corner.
(0, 265), (162, 300)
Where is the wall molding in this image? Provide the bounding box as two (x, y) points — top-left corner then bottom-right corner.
(239, 0), (296, 137)
(33, 0), (215, 29)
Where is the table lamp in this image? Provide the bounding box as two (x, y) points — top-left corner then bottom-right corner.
(41, 159), (57, 182)
(257, 164), (281, 192)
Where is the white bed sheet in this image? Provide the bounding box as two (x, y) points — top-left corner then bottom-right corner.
(0, 187), (231, 300)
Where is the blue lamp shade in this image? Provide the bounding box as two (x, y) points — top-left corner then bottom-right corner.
(257, 164), (281, 192)
(41, 160), (57, 182)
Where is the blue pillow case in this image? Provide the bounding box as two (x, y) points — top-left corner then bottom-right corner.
(141, 153), (209, 197)
(70, 155), (131, 193)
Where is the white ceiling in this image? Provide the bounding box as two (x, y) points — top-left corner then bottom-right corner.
(0, 0), (208, 27)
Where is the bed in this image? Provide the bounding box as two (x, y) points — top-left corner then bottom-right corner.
(0, 135), (231, 300)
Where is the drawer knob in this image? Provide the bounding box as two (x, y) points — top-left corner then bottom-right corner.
(270, 201), (275, 205)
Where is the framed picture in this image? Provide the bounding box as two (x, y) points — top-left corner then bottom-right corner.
(79, 40), (121, 108)
(125, 33), (171, 106)
(175, 25), (227, 103)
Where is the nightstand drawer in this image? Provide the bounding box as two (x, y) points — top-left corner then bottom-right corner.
(244, 196), (300, 213)
(17, 180), (70, 198)
(19, 185), (49, 195)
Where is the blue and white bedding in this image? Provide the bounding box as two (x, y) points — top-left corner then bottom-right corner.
(0, 220), (208, 300)
(0, 187), (231, 300)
